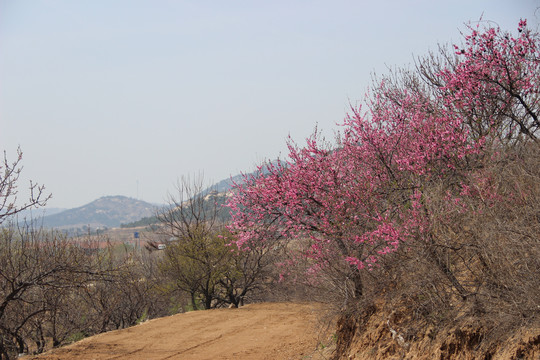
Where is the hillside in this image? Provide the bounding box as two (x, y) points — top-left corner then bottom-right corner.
(39, 196), (158, 230)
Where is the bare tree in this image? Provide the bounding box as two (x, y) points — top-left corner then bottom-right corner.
(0, 147), (50, 225)
(0, 226), (100, 359)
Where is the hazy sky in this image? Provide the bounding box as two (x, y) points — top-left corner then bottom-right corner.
(1, 0), (539, 209)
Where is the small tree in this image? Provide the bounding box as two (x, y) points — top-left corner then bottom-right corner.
(159, 228), (229, 310)
(0, 147), (50, 224)
(156, 175), (274, 309)
(214, 228), (279, 308)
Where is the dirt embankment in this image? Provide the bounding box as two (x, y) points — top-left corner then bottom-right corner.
(332, 302), (540, 360)
(28, 302), (335, 360)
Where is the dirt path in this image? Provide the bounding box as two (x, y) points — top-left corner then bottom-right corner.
(29, 302), (334, 360)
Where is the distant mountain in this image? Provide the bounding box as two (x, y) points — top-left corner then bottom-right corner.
(201, 173), (245, 195)
(14, 207), (67, 221)
(40, 196), (158, 230)
(200, 161), (283, 196)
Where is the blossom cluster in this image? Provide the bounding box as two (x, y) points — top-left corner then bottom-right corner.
(227, 20), (539, 278)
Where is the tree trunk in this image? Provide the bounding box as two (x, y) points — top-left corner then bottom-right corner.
(190, 292), (198, 311)
(350, 268), (363, 298)
(0, 343), (8, 360)
(16, 334), (26, 356)
(427, 240), (468, 300)
(204, 295), (212, 310)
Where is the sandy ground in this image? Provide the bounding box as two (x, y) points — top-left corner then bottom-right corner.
(29, 302), (334, 360)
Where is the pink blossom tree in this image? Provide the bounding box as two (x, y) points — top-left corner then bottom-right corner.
(440, 19), (539, 144)
(227, 20), (539, 300)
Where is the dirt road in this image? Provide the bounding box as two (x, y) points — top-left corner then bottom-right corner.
(30, 302), (334, 360)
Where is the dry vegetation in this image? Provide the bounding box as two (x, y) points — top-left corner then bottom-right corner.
(327, 145), (540, 359)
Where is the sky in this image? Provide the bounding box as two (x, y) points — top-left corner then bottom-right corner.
(1, 0), (539, 209)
